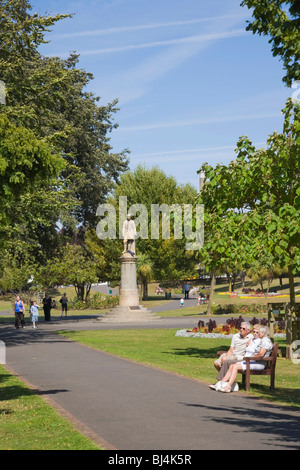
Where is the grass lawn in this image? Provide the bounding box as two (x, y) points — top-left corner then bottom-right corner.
(0, 365), (101, 450)
(56, 329), (300, 409)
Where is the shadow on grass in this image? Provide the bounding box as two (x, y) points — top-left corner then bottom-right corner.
(166, 345), (228, 359)
(240, 382), (300, 407)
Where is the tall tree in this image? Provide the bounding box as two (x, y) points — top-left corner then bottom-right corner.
(94, 166), (198, 287)
(111, 166), (198, 284)
(0, 1), (129, 229)
(197, 99), (300, 305)
(37, 243), (99, 300)
(0, 0), (129, 266)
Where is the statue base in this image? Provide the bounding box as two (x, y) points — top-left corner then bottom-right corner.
(98, 252), (160, 323)
(99, 305), (161, 323)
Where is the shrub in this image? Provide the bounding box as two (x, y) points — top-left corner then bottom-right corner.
(226, 316), (244, 329)
(190, 316), (286, 335)
(277, 320), (286, 331)
(213, 303), (266, 315)
(206, 319), (217, 332)
(69, 293), (119, 310)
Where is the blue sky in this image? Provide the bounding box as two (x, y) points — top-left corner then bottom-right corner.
(33, 0), (292, 190)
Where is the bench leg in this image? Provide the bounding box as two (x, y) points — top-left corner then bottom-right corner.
(245, 372), (250, 391)
(242, 374), (250, 390)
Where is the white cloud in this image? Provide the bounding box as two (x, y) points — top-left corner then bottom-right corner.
(51, 13), (248, 39)
(118, 112), (280, 132)
(133, 142), (267, 159)
(56, 29), (246, 57)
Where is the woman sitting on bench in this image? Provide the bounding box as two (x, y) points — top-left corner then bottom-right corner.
(216, 326), (273, 393)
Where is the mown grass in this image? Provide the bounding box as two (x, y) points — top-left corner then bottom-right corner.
(56, 329), (300, 409)
(0, 366), (101, 450)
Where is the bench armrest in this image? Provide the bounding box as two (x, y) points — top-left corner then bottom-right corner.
(243, 356), (273, 362)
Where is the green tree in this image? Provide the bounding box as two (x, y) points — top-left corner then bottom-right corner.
(241, 0), (300, 86)
(198, 99), (300, 305)
(246, 255), (282, 296)
(137, 254), (153, 299)
(109, 165), (198, 284)
(0, 0), (129, 234)
(0, 113), (66, 254)
(37, 244), (99, 300)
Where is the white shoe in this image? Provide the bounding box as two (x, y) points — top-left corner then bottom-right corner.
(209, 384), (217, 390)
(219, 383), (232, 393)
(215, 381), (224, 391)
(232, 383), (239, 392)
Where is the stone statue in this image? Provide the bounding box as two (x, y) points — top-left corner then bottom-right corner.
(122, 214), (137, 255)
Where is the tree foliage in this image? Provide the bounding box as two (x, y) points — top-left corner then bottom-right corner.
(0, 0), (129, 234)
(99, 165), (198, 285)
(37, 243), (99, 300)
(197, 99), (300, 304)
(0, 0), (129, 288)
(241, 0), (300, 86)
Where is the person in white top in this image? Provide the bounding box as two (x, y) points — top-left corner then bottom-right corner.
(214, 322), (253, 370)
(217, 326), (273, 392)
(209, 322), (253, 391)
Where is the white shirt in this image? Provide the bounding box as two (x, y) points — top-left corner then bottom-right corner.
(231, 332), (254, 361)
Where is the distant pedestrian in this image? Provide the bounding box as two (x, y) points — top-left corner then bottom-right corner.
(60, 293), (68, 318)
(180, 298), (184, 307)
(42, 293), (52, 322)
(184, 282), (190, 299)
(30, 300), (40, 329)
(14, 295), (26, 329)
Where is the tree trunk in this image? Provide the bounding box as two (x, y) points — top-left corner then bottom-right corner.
(85, 284), (92, 300)
(76, 283), (85, 301)
(227, 274), (232, 293)
(207, 273), (216, 315)
(142, 280), (148, 300)
(288, 264), (295, 305)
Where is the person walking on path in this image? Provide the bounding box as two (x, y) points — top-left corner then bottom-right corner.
(30, 300), (40, 329)
(13, 295), (26, 329)
(42, 293), (52, 322)
(60, 293), (68, 318)
(184, 282), (190, 299)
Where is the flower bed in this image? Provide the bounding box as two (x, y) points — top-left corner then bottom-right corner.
(218, 291), (300, 300)
(175, 316), (286, 338)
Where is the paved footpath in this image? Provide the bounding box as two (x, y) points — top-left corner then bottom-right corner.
(1, 309), (300, 450)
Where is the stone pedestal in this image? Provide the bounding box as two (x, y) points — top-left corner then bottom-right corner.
(99, 253), (160, 323)
(119, 253), (139, 307)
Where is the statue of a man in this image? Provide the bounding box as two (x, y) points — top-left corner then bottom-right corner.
(122, 214), (137, 254)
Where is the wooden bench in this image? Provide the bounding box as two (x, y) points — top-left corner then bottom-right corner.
(239, 342), (278, 391)
(217, 342), (278, 391)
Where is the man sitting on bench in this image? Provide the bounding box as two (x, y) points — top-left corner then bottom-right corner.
(215, 326), (273, 393)
(209, 322), (253, 391)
